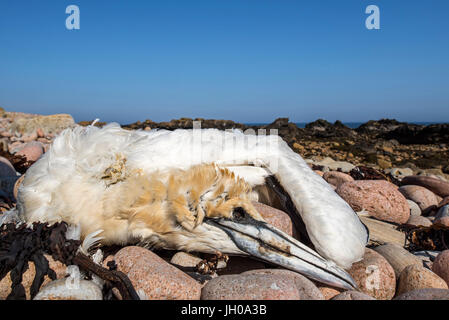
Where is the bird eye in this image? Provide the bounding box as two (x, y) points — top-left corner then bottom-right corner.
(233, 207), (246, 221)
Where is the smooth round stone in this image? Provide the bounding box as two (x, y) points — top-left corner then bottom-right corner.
(15, 141), (44, 162)
(435, 205), (449, 220)
(0, 156), (16, 177)
(394, 288), (449, 300)
(407, 200), (422, 216)
(34, 279), (102, 300)
(397, 264), (448, 296)
(242, 269), (324, 300)
(432, 250), (449, 286)
(170, 252), (202, 268)
(323, 171), (354, 188)
(405, 216), (432, 227)
(331, 291), (376, 300)
(0, 255), (67, 300)
(252, 202), (293, 236)
(401, 175), (449, 198)
(434, 216), (449, 227)
(314, 284), (342, 300)
(112, 246), (202, 300)
(336, 180), (410, 224)
(201, 274), (310, 300)
(374, 243), (422, 278)
(389, 168), (413, 178)
(399, 185), (439, 212)
(348, 248), (396, 300)
(36, 128), (45, 138)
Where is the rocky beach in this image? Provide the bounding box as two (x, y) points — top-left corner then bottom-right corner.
(1, 107), (449, 300)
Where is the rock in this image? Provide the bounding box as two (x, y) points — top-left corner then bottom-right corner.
(374, 243), (422, 278)
(111, 246), (202, 300)
(10, 114), (75, 136)
(201, 271), (322, 300)
(313, 170), (324, 177)
(322, 171), (354, 188)
(314, 284), (342, 300)
(435, 205), (449, 220)
(252, 202), (293, 236)
(170, 252), (202, 268)
(21, 132), (38, 143)
(0, 156), (16, 177)
(377, 158), (392, 170)
(401, 175), (449, 198)
(405, 216), (432, 227)
(399, 185), (439, 212)
(348, 248), (396, 300)
(394, 288), (449, 300)
(337, 180), (410, 224)
(432, 250), (449, 286)
(242, 269), (324, 300)
(15, 141), (44, 162)
(34, 278), (102, 300)
(413, 250), (440, 269)
(331, 291), (376, 300)
(397, 264), (448, 296)
(13, 174), (25, 200)
(407, 200), (422, 216)
(36, 128), (45, 138)
(389, 168), (414, 178)
(314, 157), (355, 173)
(434, 216), (449, 227)
(359, 216), (405, 246)
(0, 255), (67, 300)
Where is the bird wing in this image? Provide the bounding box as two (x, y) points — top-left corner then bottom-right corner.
(18, 123), (367, 269)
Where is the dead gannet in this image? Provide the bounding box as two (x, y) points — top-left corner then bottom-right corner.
(16, 123), (368, 290)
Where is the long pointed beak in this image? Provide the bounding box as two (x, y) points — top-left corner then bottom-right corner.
(205, 215), (357, 290)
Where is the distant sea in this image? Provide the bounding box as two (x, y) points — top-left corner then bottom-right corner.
(244, 122), (446, 129)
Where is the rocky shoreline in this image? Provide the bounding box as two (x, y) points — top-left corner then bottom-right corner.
(0, 108), (449, 300)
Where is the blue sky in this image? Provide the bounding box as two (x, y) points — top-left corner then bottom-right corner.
(0, 1), (448, 124)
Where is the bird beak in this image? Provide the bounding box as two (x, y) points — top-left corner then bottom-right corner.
(205, 213), (357, 290)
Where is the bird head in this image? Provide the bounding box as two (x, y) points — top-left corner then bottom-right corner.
(138, 165), (357, 290)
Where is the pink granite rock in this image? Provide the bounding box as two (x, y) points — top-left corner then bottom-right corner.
(348, 248), (396, 300)
(323, 171), (354, 188)
(331, 291), (376, 300)
(111, 246), (202, 300)
(401, 175), (449, 198)
(399, 185), (439, 212)
(432, 250), (449, 286)
(405, 216), (432, 227)
(397, 264), (448, 296)
(15, 141), (44, 162)
(394, 288), (449, 300)
(252, 202), (293, 236)
(336, 180), (410, 224)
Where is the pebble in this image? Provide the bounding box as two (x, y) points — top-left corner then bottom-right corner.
(15, 141), (44, 162)
(374, 243), (422, 278)
(252, 202), (293, 236)
(401, 175), (449, 198)
(389, 167), (414, 178)
(314, 284), (342, 300)
(405, 216), (432, 227)
(322, 171), (354, 188)
(201, 272), (321, 300)
(36, 128), (45, 138)
(313, 157), (355, 173)
(34, 278), (102, 300)
(434, 216), (449, 227)
(331, 291), (376, 300)
(394, 288), (449, 300)
(435, 205), (449, 220)
(336, 180), (410, 224)
(170, 252), (202, 268)
(407, 200), (422, 216)
(432, 250), (449, 286)
(397, 264), (448, 296)
(399, 185), (439, 212)
(242, 269), (324, 300)
(347, 248), (396, 300)
(111, 246), (202, 300)
(0, 156), (16, 177)
(0, 255), (67, 300)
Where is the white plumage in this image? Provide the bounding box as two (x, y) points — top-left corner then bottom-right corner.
(17, 123), (367, 268)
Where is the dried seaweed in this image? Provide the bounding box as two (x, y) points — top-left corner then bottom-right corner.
(349, 166), (401, 186)
(401, 223), (449, 251)
(0, 222), (140, 300)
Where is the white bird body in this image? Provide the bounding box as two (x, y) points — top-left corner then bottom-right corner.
(18, 123), (367, 272)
